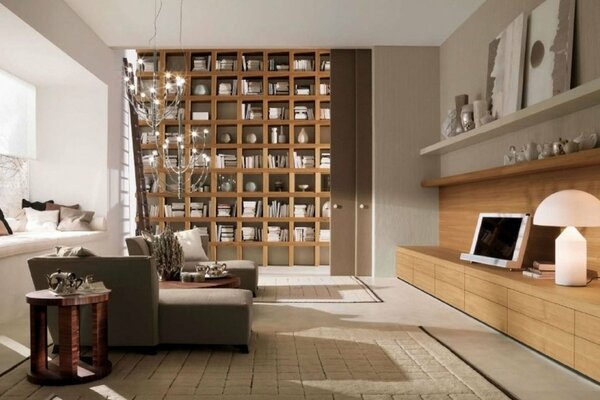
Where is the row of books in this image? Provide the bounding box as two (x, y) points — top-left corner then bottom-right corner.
(241, 155), (262, 168)
(267, 226), (289, 242)
(294, 59), (315, 71)
(190, 202), (209, 217)
(192, 111), (210, 120)
(319, 83), (331, 95)
(192, 56), (210, 72)
(149, 204), (159, 217)
(295, 84), (313, 96)
(294, 105), (315, 120)
(218, 81), (237, 95)
(293, 204), (315, 218)
(320, 60), (331, 71)
(141, 132), (158, 144)
(215, 154), (237, 168)
(217, 224), (235, 241)
(241, 226), (262, 241)
(294, 227), (315, 242)
(319, 108), (331, 120)
(268, 106), (289, 120)
(320, 153), (331, 168)
(320, 229), (330, 242)
(268, 59), (289, 71)
(267, 154), (289, 168)
(216, 59), (237, 71)
(144, 177), (159, 193)
(268, 201), (289, 217)
(241, 80), (262, 95)
(268, 82), (289, 95)
(293, 152), (315, 168)
(242, 57), (262, 71)
(242, 200), (263, 217)
(164, 204), (184, 217)
(242, 103), (263, 120)
(217, 203), (236, 217)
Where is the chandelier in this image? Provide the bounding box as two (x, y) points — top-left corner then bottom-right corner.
(124, 0), (210, 199)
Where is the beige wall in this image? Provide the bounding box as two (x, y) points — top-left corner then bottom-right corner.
(372, 46), (440, 277)
(439, 0), (600, 176)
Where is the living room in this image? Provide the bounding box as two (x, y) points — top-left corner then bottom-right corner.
(1, 0), (600, 399)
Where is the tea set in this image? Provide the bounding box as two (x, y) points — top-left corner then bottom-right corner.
(181, 262), (228, 282)
(504, 133), (598, 166)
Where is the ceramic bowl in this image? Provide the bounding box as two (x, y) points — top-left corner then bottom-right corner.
(245, 133), (257, 144)
(298, 184), (309, 192)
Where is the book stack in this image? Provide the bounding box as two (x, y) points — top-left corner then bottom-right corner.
(149, 204), (159, 217)
(294, 204), (315, 218)
(522, 261), (556, 280)
(217, 203), (235, 217)
(268, 58), (289, 71)
(142, 59), (156, 72)
(294, 84), (314, 95)
(241, 79), (262, 95)
(294, 105), (314, 120)
(293, 152), (315, 168)
(320, 152), (331, 168)
(192, 111), (209, 120)
(215, 154), (237, 168)
(242, 155), (262, 168)
(268, 81), (289, 95)
(268, 106), (288, 120)
(269, 201), (289, 217)
(216, 58), (236, 71)
(171, 202), (185, 217)
(294, 227), (315, 242)
(242, 201), (262, 217)
(320, 229), (331, 242)
(142, 154), (156, 167)
(319, 108), (331, 120)
(294, 59), (314, 71)
(319, 83), (330, 95)
(190, 202), (208, 217)
(320, 60), (331, 71)
(218, 81), (236, 95)
(217, 224), (235, 242)
(242, 57), (262, 71)
(242, 103), (263, 120)
(141, 132), (158, 144)
(193, 155), (210, 168)
(241, 226), (261, 241)
(267, 226), (289, 242)
(192, 56), (210, 71)
(267, 154), (288, 168)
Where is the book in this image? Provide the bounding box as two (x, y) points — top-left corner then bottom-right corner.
(533, 261), (556, 271)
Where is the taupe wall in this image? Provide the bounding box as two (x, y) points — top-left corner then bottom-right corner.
(372, 46), (440, 277)
(439, 0), (600, 176)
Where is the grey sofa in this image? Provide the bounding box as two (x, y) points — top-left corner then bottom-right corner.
(28, 256), (252, 352)
(126, 234), (258, 295)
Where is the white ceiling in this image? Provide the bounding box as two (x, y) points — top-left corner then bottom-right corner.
(63, 0), (484, 49)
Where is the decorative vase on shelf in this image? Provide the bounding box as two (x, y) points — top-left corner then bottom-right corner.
(270, 127), (278, 144)
(278, 132), (287, 144)
(297, 128), (309, 144)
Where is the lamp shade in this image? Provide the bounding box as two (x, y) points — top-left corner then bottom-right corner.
(534, 190), (600, 227)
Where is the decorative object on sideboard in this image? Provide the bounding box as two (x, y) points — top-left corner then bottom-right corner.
(460, 104), (475, 132)
(486, 13), (527, 119)
(219, 175), (235, 192)
(278, 131), (287, 144)
(219, 132), (232, 143)
(274, 181), (284, 192)
(152, 226), (184, 281)
(538, 142), (553, 159)
(297, 127), (309, 144)
(270, 127), (279, 144)
(523, 142), (539, 161)
(441, 109), (459, 138)
(573, 132), (598, 151)
(244, 181), (257, 192)
(298, 184), (310, 192)
(503, 145), (517, 166)
(472, 100), (489, 128)
(533, 190), (600, 286)
(322, 201), (331, 218)
(552, 140), (565, 156)
(454, 94), (468, 134)
(245, 132), (257, 144)
(523, 0), (575, 107)
(563, 140), (579, 154)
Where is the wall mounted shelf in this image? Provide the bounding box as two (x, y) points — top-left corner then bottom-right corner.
(420, 77), (600, 156)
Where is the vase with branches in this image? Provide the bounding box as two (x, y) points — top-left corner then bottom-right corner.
(152, 226), (184, 281)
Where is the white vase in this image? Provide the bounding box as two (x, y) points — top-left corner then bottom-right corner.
(297, 128), (308, 144)
(270, 127), (278, 144)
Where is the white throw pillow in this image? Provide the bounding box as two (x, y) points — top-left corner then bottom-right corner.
(6, 217), (26, 232)
(24, 208), (59, 232)
(174, 228), (209, 261)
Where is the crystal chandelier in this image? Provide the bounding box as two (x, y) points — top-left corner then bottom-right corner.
(124, 0), (210, 199)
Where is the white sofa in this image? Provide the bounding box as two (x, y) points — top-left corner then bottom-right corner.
(0, 230), (109, 324)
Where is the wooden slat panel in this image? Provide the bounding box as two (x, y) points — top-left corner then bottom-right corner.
(435, 279), (464, 310)
(465, 292), (507, 332)
(575, 337), (600, 382)
(575, 311), (600, 345)
(508, 310), (574, 367)
(435, 263), (464, 289)
(508, 290), (574, 334)
(465, 275), (507, 307)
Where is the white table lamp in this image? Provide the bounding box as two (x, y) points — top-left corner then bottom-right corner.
(533, 190), (600, 286)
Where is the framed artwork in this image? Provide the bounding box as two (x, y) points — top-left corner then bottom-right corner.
(523, 0), (575, 107)
(486, 13), (527, 119)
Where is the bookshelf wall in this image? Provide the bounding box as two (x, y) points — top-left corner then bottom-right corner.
(137, 49), (331, 266)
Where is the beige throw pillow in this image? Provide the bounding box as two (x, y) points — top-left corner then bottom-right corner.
(175, 227), (209, 261)
(55, 246), (96, 257)
(57, 207), (95, 231)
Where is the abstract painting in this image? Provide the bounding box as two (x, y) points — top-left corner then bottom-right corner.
(486, 13), (527, 119)
(523, 0), (575, 107)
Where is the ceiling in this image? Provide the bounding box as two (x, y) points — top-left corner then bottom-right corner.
(63, 0), (484, 49)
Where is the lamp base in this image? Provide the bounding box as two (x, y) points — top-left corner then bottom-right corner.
(555, 226), (587, 287)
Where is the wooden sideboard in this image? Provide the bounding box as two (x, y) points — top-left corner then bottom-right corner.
(396, 245), (600, 382)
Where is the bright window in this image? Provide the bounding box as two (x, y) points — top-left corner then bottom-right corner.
(0, 68), (36, 159)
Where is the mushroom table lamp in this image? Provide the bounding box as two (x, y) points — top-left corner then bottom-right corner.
(533, 190), (600, 286)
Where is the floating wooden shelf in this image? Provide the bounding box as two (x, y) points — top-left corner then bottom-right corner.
(420, 77), (600, 156)
(422, 147), (600, 187)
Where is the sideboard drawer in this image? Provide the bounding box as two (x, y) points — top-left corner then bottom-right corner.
(465, 292), (507, 332)
(413, 257), (435, 276)
(575, 337), (600, 382)
(435, 263), (464, 289)
(396, 253), (413, 283)
(413, 257), (435, 294)
(435, 279), (464, 310)
(508, 310), (574, 367)
(508, 290), (574, 334)
(575, 311), (600, 345)
(465, 275), (507, 307)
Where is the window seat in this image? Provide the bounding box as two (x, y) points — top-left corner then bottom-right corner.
(0, 231), (108, 259)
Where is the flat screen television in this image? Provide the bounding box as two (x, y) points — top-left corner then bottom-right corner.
(460, 213), (531, 269)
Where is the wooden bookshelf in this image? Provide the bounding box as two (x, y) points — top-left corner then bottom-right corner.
(138, 49), (331, 266)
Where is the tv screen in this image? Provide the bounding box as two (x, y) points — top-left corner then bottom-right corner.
(473, 217), (524, 260)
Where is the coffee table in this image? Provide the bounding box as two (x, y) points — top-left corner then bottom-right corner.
(159, 274), (241, 289)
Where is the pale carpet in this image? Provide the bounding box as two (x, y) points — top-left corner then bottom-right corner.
(255, 276), (382, 303)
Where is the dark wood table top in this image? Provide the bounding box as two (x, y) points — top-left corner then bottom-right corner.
(159, 275), (241, 289)
(26, 290), (110, 306)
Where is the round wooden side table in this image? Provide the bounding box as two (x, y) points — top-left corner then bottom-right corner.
(159, 274), (241, 289)
(26, 289), (112, 385)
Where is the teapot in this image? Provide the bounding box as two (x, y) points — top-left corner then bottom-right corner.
(46, 269), (83, 295)
(523, 142), (538, 161)
(207, 262), (227, 277)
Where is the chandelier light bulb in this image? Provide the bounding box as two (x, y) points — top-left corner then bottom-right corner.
(124, 76), (130, 82)
(162, 143), (168, 149)
(140, 92), (146, 98)
(191, 130), (198, 137)
(127, 66), (133, 73)
(192, 148), (198, 153)
(153, 99), (160, 105)
(165, 72), (171, 78)
(165, 138), (170, 144)
(165, 83), (172, 90)
(128, 84), (135, 91)
(149, 87), (156, 94)
(177, 136), (183, 142)
(137, 58), (144, 65)
(152, 150), (158, 156)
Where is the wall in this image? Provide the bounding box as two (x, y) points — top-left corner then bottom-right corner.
(439, 0), (600, 176)
(0, 0), (127, 254)
(372, 46), (440, 277)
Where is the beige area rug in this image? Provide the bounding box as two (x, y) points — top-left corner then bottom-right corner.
(255, 275), (382, 303)
(1, 326), (509, 399)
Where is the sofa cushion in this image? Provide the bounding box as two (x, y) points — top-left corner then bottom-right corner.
(125, 236), (151, 256)
(57, 207), (94, 231)
(24, 208), (59, 232)
(174, 228), (209, 261)
(22, 199), (54, 211)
